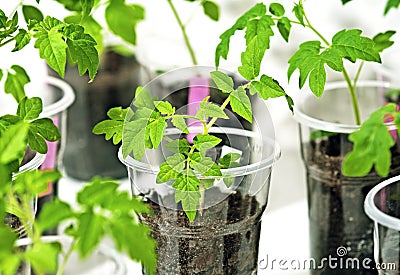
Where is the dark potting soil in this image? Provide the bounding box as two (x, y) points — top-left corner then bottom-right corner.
(304, 133), (400, 275)
(140, 191), (264, 275)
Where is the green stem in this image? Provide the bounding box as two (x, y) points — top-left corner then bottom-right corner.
(343, 69), (361, 125)
(166, 0), (198, 65)
(301, 0), (361, 125)
(56, 238), (77, 275)
(353, 61), (364, 88)
(205, 96), (231, 131)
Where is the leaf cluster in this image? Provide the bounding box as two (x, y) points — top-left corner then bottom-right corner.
(343, 103), (400, 177)
(0, 7), (98, 80)
(215, 1), (395, 99)
(0, 177), (156, 275)
(54, 0), (145, 54)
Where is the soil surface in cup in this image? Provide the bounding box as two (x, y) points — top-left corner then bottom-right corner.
(304, 133), (400, 275)
(140, 191), (264, 275)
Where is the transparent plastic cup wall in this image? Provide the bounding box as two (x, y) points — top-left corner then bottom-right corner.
(118, 66), (280, 274)
(365, 175), (400, 275)
(294, 81), (400, 275)
(9, 152), (46, 238)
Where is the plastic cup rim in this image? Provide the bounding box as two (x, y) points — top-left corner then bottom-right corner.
(39, 76), (75, 118)
(118, 127), (281, 177)
(293, 80), (395, 133)
(364, 174), (400, 231)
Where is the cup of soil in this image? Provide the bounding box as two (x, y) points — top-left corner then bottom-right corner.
(15, 235), (126, 275)
(365, 175), (400, 275)
(294, 81), (400, 274)
(47, 48), (141, 181)
(118, 66), (280, 274)
(5, 151), (46, 238)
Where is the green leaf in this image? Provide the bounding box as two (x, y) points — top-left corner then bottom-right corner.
(210, 71), (234, 93)
(65, 14), (103, 53)
(107, 107), (128, 120)
(27, 118), (61, 153)
(171, 115), (189, 134)
(75, 211), (106, 258)
(22, 5), (44, 23)
(269, 3), (285, 16)
(175, 190), (200, 222)
(215, 3), (266, 67)
(14, 169), (62, 196)
(105, 0), (145, 45)
(373, 30), (396, 52)
(331, 29), (381, 63)
(63, 24), (99, 79)
(219, 152), (241, 168)
(27, 128), (47, 153)
(165, 138), (191, 154)
(343, 104), (397, 177)
(238, 15), (274, 80)
(110, 221), (156, 274)
(189, 152), (222, 177)
(229, 87), (252, 122)
(92, 120), (123, 144)
(4, 65), (30, 102)
(30, 118), (61, 141)
(12, 29), (32, 52)
(37, 199), (73, 232)
(0, 122), (28, 164)
(156, 154), (185, 183)
(33, 16), (67, 78)
(17, 97), (42, 120)
(93, 107), (128, 144)
(288, 41), (342, 97)
(147, 117), (167, 149)
(196, 97), (228, 119)
(277, 17), (291, 42)
(77, 178), (119, 207)
(173, 168), (201, 221)
(133, 87), (155, 109)
(193, 134), (222, 151)
(292, 2), (305, 26)
(122, 119), (148, 159)
(251, 74), (286, 99)
(154, 101), (174, 115)
(25, 241), (61, 274)
(0, 227), (20, 275)
(384, 0), (400, 15)
(81, 0), (95, 18)
(202, 0), (220, 21)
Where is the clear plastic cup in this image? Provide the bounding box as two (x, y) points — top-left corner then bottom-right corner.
(365, 175), (400, 275)
(119, 66), (280, 274)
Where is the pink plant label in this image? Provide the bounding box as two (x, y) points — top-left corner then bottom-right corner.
(187, 76), (210, 143)
(384, 103), (400, 143)
(39, 117), (59, 197)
